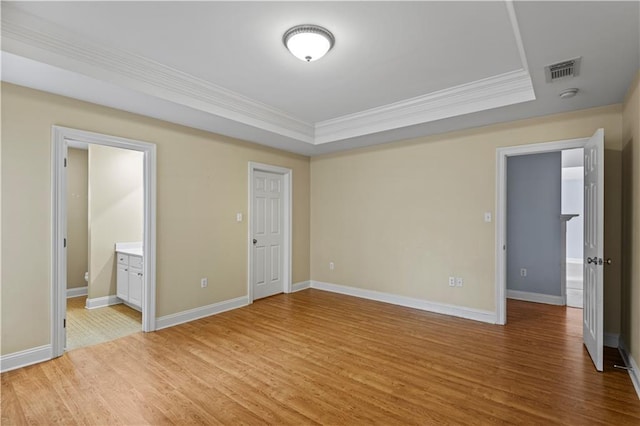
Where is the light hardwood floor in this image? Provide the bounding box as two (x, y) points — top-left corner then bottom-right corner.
(2, 289), (639, 425)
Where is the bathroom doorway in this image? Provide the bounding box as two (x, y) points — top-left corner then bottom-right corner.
(65, 142), (144, 350)
(52, 126), (157, 358)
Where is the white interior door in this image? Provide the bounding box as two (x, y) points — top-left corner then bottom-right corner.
(252, 171), (284, 300)
(583, 128), (604, 372)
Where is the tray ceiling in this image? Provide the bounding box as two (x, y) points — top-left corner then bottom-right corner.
(2, 1), (638, 155)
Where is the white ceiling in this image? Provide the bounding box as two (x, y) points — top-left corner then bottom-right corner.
(2, 1), (638, 156)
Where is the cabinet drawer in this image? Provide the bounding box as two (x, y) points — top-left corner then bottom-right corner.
(117, 253), (128, 265)
(129, 255), (143, 269)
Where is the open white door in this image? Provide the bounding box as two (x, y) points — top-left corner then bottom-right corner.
(583, 128), (604, 372)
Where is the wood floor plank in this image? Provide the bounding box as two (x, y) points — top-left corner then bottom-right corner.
(2, 289), (639, 425)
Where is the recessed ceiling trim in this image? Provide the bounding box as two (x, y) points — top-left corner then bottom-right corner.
(1, 2), (536, 149)
(505, 0), (530, 72)
(314, 69), (535, 144)
(1, 4), (315, 144)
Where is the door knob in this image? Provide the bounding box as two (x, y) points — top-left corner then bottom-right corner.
(605, 258), (612, 265)
(253, 239), (257, 244)
(587, 257), (596, 264)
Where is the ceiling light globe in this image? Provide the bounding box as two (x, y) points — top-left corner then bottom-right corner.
(284, 25), (334, 62)
(559, 88), (579, 99)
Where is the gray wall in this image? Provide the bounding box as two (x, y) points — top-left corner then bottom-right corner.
(507, 152), (562, 296)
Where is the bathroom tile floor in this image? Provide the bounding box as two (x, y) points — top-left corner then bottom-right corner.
(66, 296), (141, 351)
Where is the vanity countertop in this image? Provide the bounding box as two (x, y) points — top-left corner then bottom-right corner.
(117, 247), (143, 257)
(115, 242), (143, 258)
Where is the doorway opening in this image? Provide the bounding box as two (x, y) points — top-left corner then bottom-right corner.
(562, 148), (585, 308)
(52, 126), (157, 358)
(495, 129), (604, 371)
(65, 142), (144, 350)
(503, 148), (584, 309)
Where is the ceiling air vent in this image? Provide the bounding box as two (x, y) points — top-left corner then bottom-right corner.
(545, 57), (581, 83)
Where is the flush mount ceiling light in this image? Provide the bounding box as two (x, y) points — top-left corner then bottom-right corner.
(559, 88), (579, 99)
(283, 24), (335, 62)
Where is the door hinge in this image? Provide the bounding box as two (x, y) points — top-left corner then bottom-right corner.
(64, 158), (67, 167)
(64, 238), (67, 248)
(63, 318), (66, 328)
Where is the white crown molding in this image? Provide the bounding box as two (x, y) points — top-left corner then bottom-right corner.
(1, 2), (534, 148)
(1, 4), (315, 144)
(314, 69), (535, 144)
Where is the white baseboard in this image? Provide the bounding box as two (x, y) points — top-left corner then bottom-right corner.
(310, 281), (497, 324)
(507, 289), (565, 306)
(66, 286), (88, 298)
(155, 296), (249, 330)
(0, 345), (52, 373)
(291, 281), (311, 292)
(85, 295), (121, 309)
(122, 301), (142, 312)
(619, 338), (640, 399)
(604, 332), (620, 348)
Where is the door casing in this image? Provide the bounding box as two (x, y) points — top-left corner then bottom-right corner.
(51, 126), (157, 358)
(247, 162), (292, 303)
(495, 133), (601, 325)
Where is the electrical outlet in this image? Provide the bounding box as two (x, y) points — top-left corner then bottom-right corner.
(456, 277), (463, 287)
(520, 268), (527, 277)
(201, 278), (208, 288)
(449, 277), (456, 287)
(329, 262), (335, 271)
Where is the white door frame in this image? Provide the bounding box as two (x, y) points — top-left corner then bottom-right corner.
(51, 126), (157, 358)
(247, 162), (292, 303)
(495, 136), (592, 325)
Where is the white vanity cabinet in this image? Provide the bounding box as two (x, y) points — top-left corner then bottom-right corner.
(116, 251), (143, 310)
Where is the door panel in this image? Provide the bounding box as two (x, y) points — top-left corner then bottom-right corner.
(583, 128), (604, 372)
(270, 198), (280, 234)
(255, 245), (266, 286)
(255, 196), (267, 236)
(252, 170), (284, 300)
(271, 245), (281, 282)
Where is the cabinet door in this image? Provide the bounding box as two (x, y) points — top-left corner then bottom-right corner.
(117, 263), (129, 300)
(128, 268), (143, 308)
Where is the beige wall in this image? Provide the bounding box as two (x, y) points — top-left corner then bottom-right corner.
(0, 79), (630, 357)
(622, 72), (640, 363)
(88, 145), (143, 299)
(0, 83), (311, 355)
(67, 148), (88, 289)
(311, 105), (623, 334)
